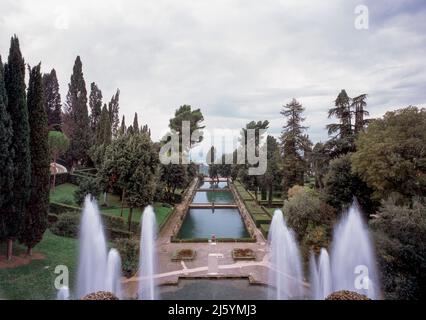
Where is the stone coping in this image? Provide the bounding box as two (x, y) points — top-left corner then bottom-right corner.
(158, 275), (268, 287)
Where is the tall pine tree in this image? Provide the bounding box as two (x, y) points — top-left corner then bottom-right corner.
(352, 94), (369, 134)
(327, 89), (352, 138)
(20, 64), (49, 254)
(0, 55), (14, 243)
(65, 56), (90, 166)
(4, 36), (31, 259)
(280, 98), (310, 195)
(42, 69), (62, 131)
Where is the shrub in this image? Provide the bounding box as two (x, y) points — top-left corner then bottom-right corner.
(283, 188), (322, 241)
(102, 214), (127, 230)
(50, 212), (80, 238)
(171, 249), (196, 261)
(232, 248), (255, 260)
(301, 224), (329, 260)
(47, 213), (58, 226)
(107, 228), (133, 241)
(113, 238), (140, 278)
(282, 188), (336, 265)
(287, 185), (305, 198)
(370, 198), (426, 300)
(74, 176), (102, 206)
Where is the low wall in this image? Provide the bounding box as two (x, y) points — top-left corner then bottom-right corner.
(229, 183), (265, 242)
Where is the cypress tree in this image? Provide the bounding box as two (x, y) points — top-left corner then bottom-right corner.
(133, 112), (139, 134)
(0, 55), (14, 242)
(119, 115), (126, 136)
(96, 104), (112, 145)
(108, 89), (120, 137)
(65, 56), (90, 166)
(89, 82), (102, 134)
(19, 64), (49, 254)
(42, 69), (62, 131)
(4, 36), (31, 259)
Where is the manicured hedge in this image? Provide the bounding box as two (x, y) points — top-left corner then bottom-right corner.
(50, 212), (80, 238)
(234, 181), (256, 202)
(102, 214), (127, 230)
(47, 213), (58, 226)
(259, 200), (284, 207)
(50, 172), (69, 186)
(69, 173), (91, 185)
(245, 201), (266, 215)
(253, 214), (272, 227)
(260, 224), (270, 238)
(106, 228), (133, 240)
(49, 202), (80, 214)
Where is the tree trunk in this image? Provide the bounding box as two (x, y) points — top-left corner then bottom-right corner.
(128, 207), (133, 231)
(261, 187), (267, 201)
(6, 239), (13, 260)
(27, 247), (32, 256)
(268, 183), (273, 207)
(120, 189), (126, 217)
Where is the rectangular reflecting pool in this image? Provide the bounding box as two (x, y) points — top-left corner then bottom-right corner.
(159, 279), (269, 300)
(177, 208), (249, 239)
(192, 191), (234, 204)
(199, 181), (228, 189)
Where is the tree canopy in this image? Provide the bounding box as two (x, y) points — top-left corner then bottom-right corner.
(352, 106), (426, 201)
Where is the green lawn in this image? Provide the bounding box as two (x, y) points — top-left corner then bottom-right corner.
(50, 183), (174, 227)
(0, 183), (175, 300)
(101, 203), (173, 226)
(50, 183), (78, 205)
(0, 231), (78, 300)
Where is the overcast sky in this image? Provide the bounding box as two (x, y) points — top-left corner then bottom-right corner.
(1, 0), (425, 159)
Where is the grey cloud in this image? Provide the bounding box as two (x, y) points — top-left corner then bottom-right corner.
(0, 0), (425, 148)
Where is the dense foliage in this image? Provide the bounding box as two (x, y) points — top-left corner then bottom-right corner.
(352, 107), (426, 201)
(74, 177), (102, 206)
(370, 199), (426, 300)
(50, 212), (80, 238)
(324, 154), (376, 214)
(283, 186), (336, 261)
(114, 238), (139, 277)
(42, 69), (62, 131)
(64, 56), (90, 166)
(3, 36), (31, 257)
(19, 64), (50, 252)
(0, 55), (13, 241)
(280, 99), (311, 195)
